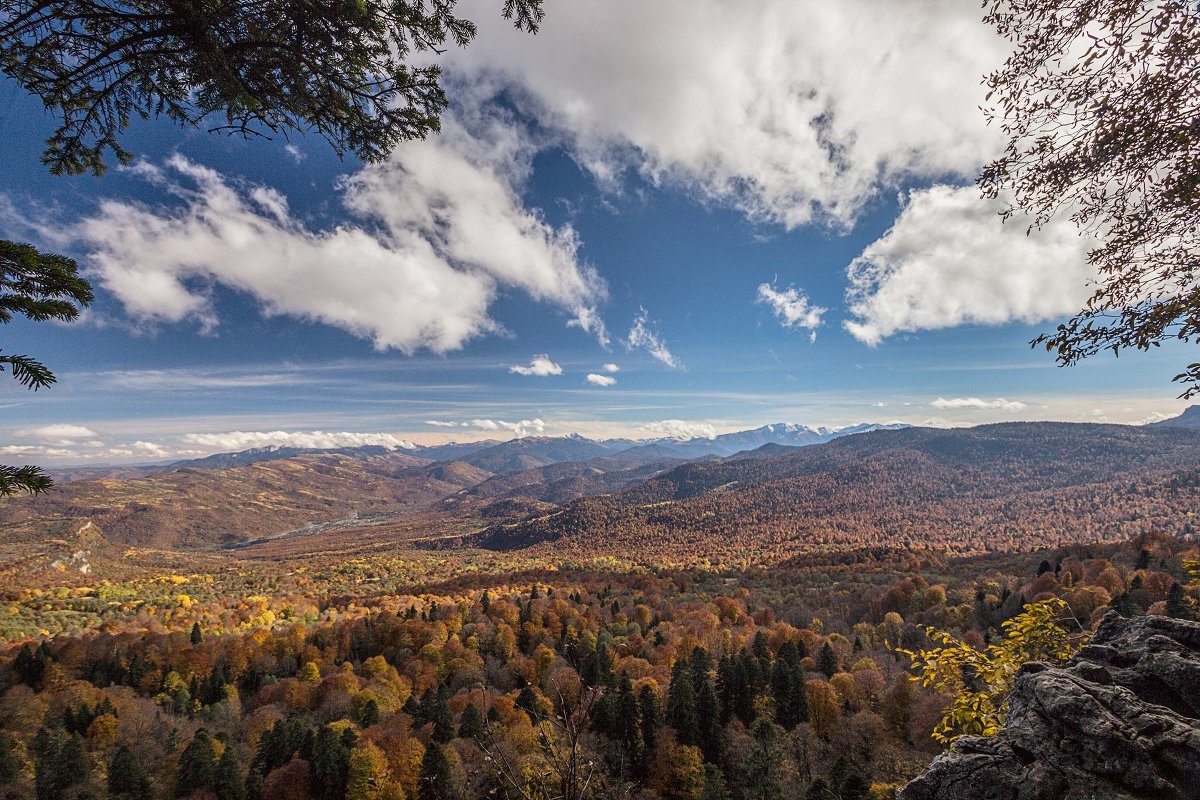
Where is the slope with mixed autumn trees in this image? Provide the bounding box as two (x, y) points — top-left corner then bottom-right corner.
(0, 451), (474, 548)
(479, 423), (1200, 563)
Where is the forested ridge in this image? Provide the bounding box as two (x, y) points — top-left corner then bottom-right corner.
(481, 424), (1200, 562)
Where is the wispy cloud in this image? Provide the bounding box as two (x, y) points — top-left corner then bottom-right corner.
(180, 430), (416, 451)
(15, 424), (102, 446)
(99, 369), (311, 391)
(930, 397), (1027, 411)
(638, 420), (717, 440)
(626, 308), (678, 368)
(422, 418), (547, 437)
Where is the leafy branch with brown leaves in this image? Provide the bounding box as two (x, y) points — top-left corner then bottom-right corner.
(981, 0), (1200, 395)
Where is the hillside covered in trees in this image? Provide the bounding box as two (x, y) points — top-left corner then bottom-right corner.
(2, 423), (1199, 564)
(479, 424), (1200, 561)
(0, 531), (1195, 800)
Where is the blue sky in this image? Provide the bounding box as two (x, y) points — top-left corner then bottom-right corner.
(0, 0), (1191, 464)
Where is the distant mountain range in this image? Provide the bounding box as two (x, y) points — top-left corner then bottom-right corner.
(478, 422), (1200, 562)
(47, 421), (910, 482)
(1151, 404), (1200, 429)
(626, 421), (911, 458)
(9, 419), (1200, 563)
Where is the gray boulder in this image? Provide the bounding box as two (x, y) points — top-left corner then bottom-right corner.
(898, 612), (1200, 800)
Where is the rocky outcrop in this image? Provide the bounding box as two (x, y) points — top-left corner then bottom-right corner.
(898, 613), (1200, 800)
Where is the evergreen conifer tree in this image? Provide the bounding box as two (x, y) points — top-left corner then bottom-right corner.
(1167, 582), (1191, 620)
(666, 658), (698, 747)
(215, 744), (245, 800)
(418, 742), (455, 800)
(458, 703), (485, 741)
(108, 746), (151, 800)
(177, 729), (217, 798)
(817, 643), (838, 678)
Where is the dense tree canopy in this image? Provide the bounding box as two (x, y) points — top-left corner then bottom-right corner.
(0, 0), (546, 175)
(981, 0), (1200, 394)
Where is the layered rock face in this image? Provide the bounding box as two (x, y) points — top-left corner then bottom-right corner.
(898, 613), (1200, 800)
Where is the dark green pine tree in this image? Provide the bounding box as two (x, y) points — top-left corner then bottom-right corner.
(14, 642), (48, 687)
(60, 733), (90, 787)
(418, 742), (455, 800)
(1167, 582), (1191, 620)
(1111, 592), (1137, 618)
(245, 768), (264, 800)
(1135, 548), (1152, 571)
(108, 745), (152, 800)
(0, 731), (18, 784)
(177, 729), (217, 798)
(614, 673), (644, 775)
(716, 654), (736, 726)
(830, 756), (870, 800)
(751, 631), (771, 675)
(191, 622), (203, 645)
(430, 685), (454, 743)
(310, 725), (353, 800)
(515, 686), (544, 725)
(771, 658), (809, 730)
(690, 648), (722, 763)
(732, 650), (760, 726)
(34, 729), (90, 800)
(637, 684), (658, 781)
(666, 658), (699, 747)
(360, 698), (381, 728)
(817, 642), (839, 678)
(215, 744), (245, 800)
(424, 686), (456, 743)
(458, 702), (485, 741)
(699, 764), (732, 800)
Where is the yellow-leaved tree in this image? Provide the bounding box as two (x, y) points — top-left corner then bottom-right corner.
(897, 598), (1083, 745)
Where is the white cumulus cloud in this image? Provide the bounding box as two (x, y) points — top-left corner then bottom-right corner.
(180, 430), (416, 452)
(930, 397), (1027, 411)
(844, 185), (1094, 345)
(451, 0), (1007, 229)
(757, 282), (826, 340)
(424, 419), (547, 437)
(73, 116), (605, 353)
(586, 373), (616, 386)
(467, 418), (546, 437)
(638, 420), (718, 440)
(602, 363), (619, 373)
(16, 424), (102, 445)
(510, 355), (563, 376)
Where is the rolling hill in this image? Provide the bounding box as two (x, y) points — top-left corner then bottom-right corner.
(477, 423), (1200, 563)
(8, 421), (1200, 565)
(0, 452), (475, 549)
